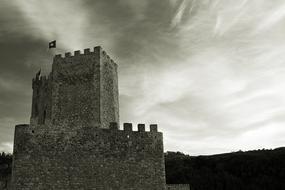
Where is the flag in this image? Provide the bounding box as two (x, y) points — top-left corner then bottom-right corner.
(49, 40), (56, 49)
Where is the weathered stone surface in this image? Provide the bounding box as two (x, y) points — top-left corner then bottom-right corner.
(11, 47), (166, 190)
(12, 124), (166, 190)
(0, 176), (10, 190)
(30, 46), (119, 129)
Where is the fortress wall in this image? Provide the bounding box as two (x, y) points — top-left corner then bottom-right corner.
(167, 184), (190, 190)
(100, 50), (119, 128)
(50, 47), (102, 128)
(12, 47), (167, 190)
(11, 123), (166, 190)
(30, 46), (120, 129)
(11, 125), (33, 190)
(0, 175), (11, 190)
(30, 75), (52, 126)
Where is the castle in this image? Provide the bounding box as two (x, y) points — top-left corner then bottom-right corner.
(10, 46), (189, 190)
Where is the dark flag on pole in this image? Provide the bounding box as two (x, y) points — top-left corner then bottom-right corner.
(49, 40), (56, 49)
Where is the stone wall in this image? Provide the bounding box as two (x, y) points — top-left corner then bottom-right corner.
(167, 184), (190, 190)
(0, 175), (11, 190)
(100, 51), (119, 129)
(30, 74), (52, 126)
(11, 123), (166, 190)
(51, 47), (101, 128)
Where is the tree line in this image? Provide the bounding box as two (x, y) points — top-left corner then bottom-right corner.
(165, 148), (285, 190)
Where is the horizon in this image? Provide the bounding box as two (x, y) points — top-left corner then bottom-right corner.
(1, 0), (285, 156)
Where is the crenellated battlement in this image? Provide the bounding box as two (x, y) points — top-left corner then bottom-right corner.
(32, 73), (51, 89)
(32, 75), (49, 82)
(108, 122), (159, 133)
(49, 46), (119, 129)
(54, 46), (101, 59)
(14, 123), (161, 140)
(53, 46), (116, 65)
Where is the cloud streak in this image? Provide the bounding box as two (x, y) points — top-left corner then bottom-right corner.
(12, 0), (89, 51)
(1, 0), (285, 155)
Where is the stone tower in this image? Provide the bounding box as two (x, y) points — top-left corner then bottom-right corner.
(30, 46), (119, 129)
(11, 46), (166, 190)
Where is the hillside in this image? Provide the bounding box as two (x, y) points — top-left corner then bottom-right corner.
(165, 148), (285, 190)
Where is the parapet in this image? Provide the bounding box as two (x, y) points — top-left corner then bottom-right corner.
(150, 124), (158, 132)
(123, 123), (132, 132)
(32, 72), (51, 88)
(54, 46), (102, 59)
(138, 124), (145, 132)
(53, 46), (117, 66)
(108, 122), (160, 133)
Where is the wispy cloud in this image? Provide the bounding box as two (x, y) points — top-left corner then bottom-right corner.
(255, 3), (285, 33)
(12, 0), (88, 51)
(171, 0), (188, 28)
(120, 0), (285, 155)
(1, 0), (285, 155)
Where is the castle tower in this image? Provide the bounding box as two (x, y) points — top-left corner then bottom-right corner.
(30, 46), (119, 129)
(11, 46), (166, 190)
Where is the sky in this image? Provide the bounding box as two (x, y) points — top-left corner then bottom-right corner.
(1, 0), (285, 155)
